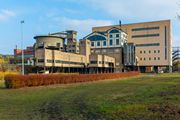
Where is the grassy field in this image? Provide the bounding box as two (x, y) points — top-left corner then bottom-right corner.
(0, 73), (180, 120)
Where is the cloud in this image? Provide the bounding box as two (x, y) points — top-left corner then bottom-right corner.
(52, 17), (113, 38)
(0, 9), (16, 21)
(86, 0), (179, 20)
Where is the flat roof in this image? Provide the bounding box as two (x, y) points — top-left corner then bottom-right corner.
(34, 35), (65, 39)
(93, 19), (171, 29)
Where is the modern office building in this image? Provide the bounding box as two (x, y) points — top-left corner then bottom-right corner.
(83, 27), (134, 72)
(33, 20), (172, 73)
(92, 20), (172, 72)
(34, 33), (116, 73)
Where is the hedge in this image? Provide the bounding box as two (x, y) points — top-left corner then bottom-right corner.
(5, 72), (140, 89)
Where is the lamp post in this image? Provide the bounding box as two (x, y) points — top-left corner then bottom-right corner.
(21, 20), (25, 75)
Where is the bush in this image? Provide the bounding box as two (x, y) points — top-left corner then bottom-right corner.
(4, 72), (140, 89)
(0, 72), (18, 80)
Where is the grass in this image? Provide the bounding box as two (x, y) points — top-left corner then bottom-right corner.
(0, 73), (180, 120)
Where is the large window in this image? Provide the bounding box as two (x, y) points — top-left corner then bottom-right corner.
(132, 34), (160, 38)
(116, 39), (120, 45)
(97, 41), (100, 46)
(110, 34), (113, 38)
(116, 34), (119, 37)
(132, 26), (160, 31)
(136, 43), (160, 47)
(103, 41), (106, 46)
(91, 42), (94, 47)
(109, 39), (113, 46)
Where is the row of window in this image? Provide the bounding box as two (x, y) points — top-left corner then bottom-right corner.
(136, 43), (160, 47)
(132, 26), (160, 31)
(132, 34), (160, 38)
(140, 57), (160, 61)
(91, 39), (120, 47)
(110, 34), (120, 38)
(38, 59), (84, 65)
(140, 50), (160, 54)
(90, 61), (111, 64)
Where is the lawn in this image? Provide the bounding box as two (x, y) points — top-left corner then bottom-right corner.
(0, 73), (180, 120)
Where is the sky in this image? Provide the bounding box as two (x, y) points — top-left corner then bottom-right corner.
(0, 0), (180, 54)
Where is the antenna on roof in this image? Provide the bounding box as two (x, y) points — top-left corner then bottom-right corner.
(119, 20), (122, 28)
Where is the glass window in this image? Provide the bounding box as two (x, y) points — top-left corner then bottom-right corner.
(103, 41), (106, 46)
(110, 34), (113, 38)
(144, 51), (146, 54)
(116, 39), (120, 45)
(149, 50), (151, 53)
(116, 34), (119, 37)
(97, 42), (100, 46)
(140, 51), (142, 54)
(109, 39), (113, 46)
(140, 58), (142, 61)
(154, 50), (156, 53)
(91, 42), (94, 46)
(154, 57), (156, 60)
(158, 57), (160, 60)
(158, 50), (160, 53)
(144, 58), (146, 61)
(149, 57), (151, 60)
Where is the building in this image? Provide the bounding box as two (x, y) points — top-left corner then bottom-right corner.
(34, 34), (116, 73)
(83, 27), (131, 72)
(92, 20), (172, 72)
(14, 46), (34, 65)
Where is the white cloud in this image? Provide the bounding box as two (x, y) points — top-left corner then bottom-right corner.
(0, 9), (16, 21)
(86, 0), (179, 20)
(53, 17), (113, 38)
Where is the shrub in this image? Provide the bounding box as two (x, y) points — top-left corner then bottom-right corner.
(0, 72), (18, 80)
(4, 72), (140, 89)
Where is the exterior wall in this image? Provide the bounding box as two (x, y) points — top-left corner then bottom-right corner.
(92, 20), (172, 67)
(35, 49), (87, 68)
(89, 54), (115, 68)
(34, 36), (65, 50)
(91, 47), (123, 68)
(79, 39), (91, 63)
(66, 41), (79, 54)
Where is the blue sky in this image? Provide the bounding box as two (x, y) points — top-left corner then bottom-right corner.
(0, 0), (180, 54)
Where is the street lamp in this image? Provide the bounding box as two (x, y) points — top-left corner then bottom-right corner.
(20, 20), (25, 75)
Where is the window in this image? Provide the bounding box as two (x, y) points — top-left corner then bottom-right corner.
(90, 61), (97, 64)
(158, 57), (160, 60)
(132, 34), (160, 38)
(144, 51), (146, 54)
(116, 39), (120, 45)
(47, 59), (53, 63)
(140, 58), (142, 61)
(91, 42), (94, 46)
(140, 51), (142, 54)
(99, 61), (102, 64)
(132, 26), (160, 31)
(110, 34), (113, 38)
(144, 58), (146, 61)
(158, 50), (160, 53)
(116, 34), (119, 37)
(103, 41), (106, 46)
(149, 57), (151, 60)
(154, 57), (156, 60)
(136, 43), (160, 47)
(109, 39), (113, 46)
(154, 50), (156, 53)
(149, 50), (151, 53)
(97, 41), (100, 46)
(38, 59), (44, 63)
